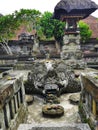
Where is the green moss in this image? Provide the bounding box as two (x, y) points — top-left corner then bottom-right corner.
(87, 119), (95, 130)
(78, 102), (95, 130)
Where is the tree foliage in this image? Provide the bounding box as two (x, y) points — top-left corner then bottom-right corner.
(39, 11), (65, 41)
(40, 12), (54, 38)
(79, 21), (92, 42)
(14, 9), (41, 32)
(40, 13), (92, 43)
(0, 14), (19, 41)
(0, 9), (93, 44)
(53, 19), (65, 41)
(0, 9), (41, 42)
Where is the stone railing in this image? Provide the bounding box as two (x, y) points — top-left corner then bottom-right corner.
(0, 71), (27, 130)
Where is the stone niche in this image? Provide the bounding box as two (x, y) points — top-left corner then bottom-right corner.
(0, 71), (27, 130)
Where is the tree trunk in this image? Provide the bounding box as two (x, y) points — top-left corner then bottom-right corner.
(55, 40), (61, 54)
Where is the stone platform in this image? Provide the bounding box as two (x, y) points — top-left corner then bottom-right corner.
(18, 123), (91, 130)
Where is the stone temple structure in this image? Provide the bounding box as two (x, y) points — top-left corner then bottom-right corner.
(0, 0), (97, 130)
(53, 0), (98, 60)
(52, 0), (98, 129)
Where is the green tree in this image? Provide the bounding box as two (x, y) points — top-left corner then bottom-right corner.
(53, 19), (65, 42)
(14, 9), (41, 32)
(40, 11), (65, 41)
(0, 9), (41, 54)
(79, 21), (92, 43)
(40, 12), (54, 39)
(0, 14), (19, 41)
(0, 14), (21, 54)
(0, 9), (41, 42)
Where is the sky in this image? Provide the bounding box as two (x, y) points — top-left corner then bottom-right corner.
(0, 0), (98, 17)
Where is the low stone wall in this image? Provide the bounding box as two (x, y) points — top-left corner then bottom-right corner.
(14, 63), (33, 70)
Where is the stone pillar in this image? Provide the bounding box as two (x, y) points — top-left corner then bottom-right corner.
(16, 93), (19, 108)
(11, 98), (15, 118)
(3, 103), (11, 128)
(21, 78), (27, 107)
(61, 34), (86, 69)
(14, 95), (18, 112)
(9, 100), (14, 119)
(93, 99), (96, 116)
(18, 91), (21, 107)
(55, 41), (61, 54)
(20, 88), (23, 104)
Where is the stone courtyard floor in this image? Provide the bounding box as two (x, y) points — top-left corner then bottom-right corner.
(26, 93), (81, 124)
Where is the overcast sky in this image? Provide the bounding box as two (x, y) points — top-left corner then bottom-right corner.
(0, 0), (98, 17)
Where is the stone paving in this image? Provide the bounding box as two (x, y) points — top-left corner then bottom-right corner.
(27, 93), (81, 124)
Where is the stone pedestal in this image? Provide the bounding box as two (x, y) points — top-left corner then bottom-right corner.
(61, 34), (81, 60)
(61, 34), (86, 69)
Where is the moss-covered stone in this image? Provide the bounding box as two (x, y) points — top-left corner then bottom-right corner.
(42, 104), (64, 117)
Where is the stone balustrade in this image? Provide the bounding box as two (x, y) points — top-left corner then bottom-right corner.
(0, 71), (27, 130)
